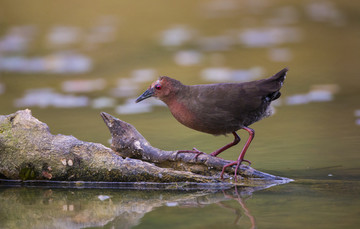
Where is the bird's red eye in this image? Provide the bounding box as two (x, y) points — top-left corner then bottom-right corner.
(155, 84), (162, 90)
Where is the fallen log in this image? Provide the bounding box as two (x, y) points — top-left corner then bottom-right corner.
(0, 109), (291, 187)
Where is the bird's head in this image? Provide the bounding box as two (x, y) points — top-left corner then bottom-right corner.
(135, 76), (180, 103)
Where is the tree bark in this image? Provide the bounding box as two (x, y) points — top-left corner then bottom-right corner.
(0, 109), (291, 187)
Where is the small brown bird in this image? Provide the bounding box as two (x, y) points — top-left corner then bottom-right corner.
(136, 68), (288, 180)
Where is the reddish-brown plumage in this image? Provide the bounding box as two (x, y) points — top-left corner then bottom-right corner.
(136, 68), (288, 181)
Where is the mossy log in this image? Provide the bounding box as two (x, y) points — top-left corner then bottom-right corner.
(0, 109), (291, 187)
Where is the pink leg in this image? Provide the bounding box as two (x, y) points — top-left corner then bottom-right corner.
(176, 132), (240, 160)
(220, 127), (255, 181)
(210, 132), (240, 157)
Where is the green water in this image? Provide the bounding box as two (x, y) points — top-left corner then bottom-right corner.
(0, 180), (359, 229)
(1, 0), (360, 228)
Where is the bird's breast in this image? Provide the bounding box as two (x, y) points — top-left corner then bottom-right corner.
(167, 100), (197, 129)
(166, 99), (232, 135)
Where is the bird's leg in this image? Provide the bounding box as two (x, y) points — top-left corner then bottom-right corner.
(220, 127), (255, 181)
(210, 132), (240, 157)
(176, 132), (240, 161)
(235, 127), (254, 165)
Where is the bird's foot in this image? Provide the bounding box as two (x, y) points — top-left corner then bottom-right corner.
(220, 159), (252, 182)
(175, 148), (205, 161)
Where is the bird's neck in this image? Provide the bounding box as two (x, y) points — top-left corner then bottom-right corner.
(161, 86), (196, 128)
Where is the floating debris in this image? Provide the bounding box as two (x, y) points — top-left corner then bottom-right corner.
(239, 26), (302, 48)
(91, 97), (116, 109)
(232, 67), (264, 82)
(111, 70), (157, 98)
(174, 50), (203, 66)
(0, 56), (27, 72)
(110, 78), (140, 98)
(305, 1), (346, 26)
(201, 67), (264, 82)
(14, 88), (89, 108)
(115, 98), (153, 115)
(309, 84), (340, 102)
(0, 51), (92, 74)
(268, 48), (293, 62)
(354, 109), (360, 126)
(131, 68), (157, 82)
(307, 89), (333, 102)
(0, 25), (36, 53)
(354, 110), (360, 117)
(285, 84), (339, 105)
(285, 94), (310, 105)
(198, 35), (234, 51)
(47, 26), (82, 46)
(310, 84), (340, 93)
(160, 25), (194, 47)
(356, 119), (360, 126)
(62, 78), (106, 93)
(201, 67), (231, 82)
(115, 98), (165, 115)
(45, 51), (92, 73)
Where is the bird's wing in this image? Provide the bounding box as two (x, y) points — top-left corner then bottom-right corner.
(193, 83), (264, 113)
(180, 83), (263, 133)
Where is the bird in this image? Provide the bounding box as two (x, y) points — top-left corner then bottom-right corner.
(135, 68), (288, 181)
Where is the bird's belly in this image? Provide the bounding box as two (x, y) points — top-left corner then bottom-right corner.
(168, 101), (271, 135)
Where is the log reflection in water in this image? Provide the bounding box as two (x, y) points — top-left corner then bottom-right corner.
(0, 185), (261, 229)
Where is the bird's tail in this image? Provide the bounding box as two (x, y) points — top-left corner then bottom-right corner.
(268, 67), (288, 84)
(260, 68), (288, 101)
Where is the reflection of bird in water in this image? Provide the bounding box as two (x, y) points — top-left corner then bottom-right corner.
(136, 68), (288, 181)
(220, 186), (256, 229)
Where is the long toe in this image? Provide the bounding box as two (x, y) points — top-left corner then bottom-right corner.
(233, 159), (252, 182)
(220, 159), (251, 181)
(176, 148), (205, 161)
(242, 159), (252, 166)
(220, 161), (237, 180)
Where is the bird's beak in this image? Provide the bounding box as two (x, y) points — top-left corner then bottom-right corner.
(135, 88), (155, 103)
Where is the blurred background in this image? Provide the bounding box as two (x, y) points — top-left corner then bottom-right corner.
(1, 1), (360, 228)
(0, 0), (359, 178)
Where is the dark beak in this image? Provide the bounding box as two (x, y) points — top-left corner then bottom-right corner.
(135, 88), (155, 103)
